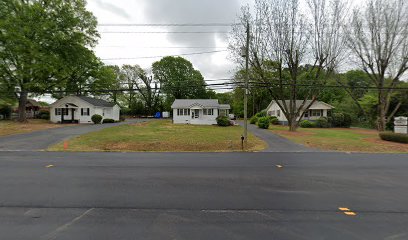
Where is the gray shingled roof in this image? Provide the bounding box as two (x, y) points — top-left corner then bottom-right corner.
(77, 96), (116, 107)
(171, 99), (222, 108)
(267, 100), (334, 110)
(219, 104), (231, 109)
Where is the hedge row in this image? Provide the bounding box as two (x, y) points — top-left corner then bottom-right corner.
(379, 132), (408, 144)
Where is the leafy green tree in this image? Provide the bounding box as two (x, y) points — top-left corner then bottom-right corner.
(0, 0), (99, 122)
(152, 56), (208, 100)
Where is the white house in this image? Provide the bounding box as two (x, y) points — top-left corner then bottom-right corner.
(50, 96), (120, 123)
(266, 100), (334, 123)
(171, 99), (231, 125)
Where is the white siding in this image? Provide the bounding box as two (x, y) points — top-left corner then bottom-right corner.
(266, 101), (331, 123)
(50, 96), (120, 123)
(173, 108), (218, 125)
(50, 96), (94, 123)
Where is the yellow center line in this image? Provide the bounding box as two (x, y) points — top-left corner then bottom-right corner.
(344, 211), (357, 216)
(276, 165), (283, 168)
(45, 165), (54, 168)
(339, 207), (350, 211)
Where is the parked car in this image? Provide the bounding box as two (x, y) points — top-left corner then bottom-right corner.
(228, 114), (236, 120)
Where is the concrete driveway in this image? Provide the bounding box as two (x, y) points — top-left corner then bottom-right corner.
(239, 121), (317, 152)
(0, 119), (146, 151)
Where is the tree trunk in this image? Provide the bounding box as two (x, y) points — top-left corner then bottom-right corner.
(377, 91), (387, 131)
(17, 91), (28, 122)
(288, 116), (298, 132)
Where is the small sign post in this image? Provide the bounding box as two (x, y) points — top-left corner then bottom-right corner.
(394, 116), (408, 134)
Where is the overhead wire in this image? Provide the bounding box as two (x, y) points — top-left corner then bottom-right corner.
(100, 50), (228, 60)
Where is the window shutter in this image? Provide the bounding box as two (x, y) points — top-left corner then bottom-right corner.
(81, 108), (83, 116)
(87, 108), (90, 116)
(55, 109), (58, 115)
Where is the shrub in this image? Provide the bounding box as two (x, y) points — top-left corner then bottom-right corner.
(331, 113), (352, 128)
(216, 116), (231, 126)
(102, 118), (115, 123)
(379, 132), (408, 144)
(255, 110), (267, 118)
(268, 116), (279, 125)
(315, 117), (329, 128)
(343, 113), (352, 128)
(249, 116), (258, 124)
(300, 120), (315, 128)
(38, 110), (49, 120)
(257, 117), (270, 129)
(91, 114), (103, 124)
(0, 105), (12, 119)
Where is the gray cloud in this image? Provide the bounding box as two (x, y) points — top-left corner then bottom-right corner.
(93, 0), (131, 20)
(142, 0), (240, 47)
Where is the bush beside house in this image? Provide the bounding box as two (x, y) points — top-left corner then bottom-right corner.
(216, 116), (231, 126)
(102, 118), (115, 123)
(330, 113), (352, 128)
(268, 116), (279, 125)
(0, 106), (12, 120)
(316, 117), (329, 128)
(257, 117), (270, 129)
(250, 116), (258, 124)
(300, 120), (316, 128)
(91, 114), (103, 124)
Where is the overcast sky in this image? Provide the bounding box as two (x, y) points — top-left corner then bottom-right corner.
(88, 0), (254, 83)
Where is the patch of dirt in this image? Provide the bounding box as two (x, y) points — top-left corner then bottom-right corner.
(364, 137), (408, 152)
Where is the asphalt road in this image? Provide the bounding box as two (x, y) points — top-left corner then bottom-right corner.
(240, 121), (316, 152)
(0, 119), (146, 151)
(0, 151), (407, 239)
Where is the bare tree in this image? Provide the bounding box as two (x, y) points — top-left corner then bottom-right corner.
(345, 0), (408, 131)
(120, 65), (160, 115)
(230, 0), (346, 131)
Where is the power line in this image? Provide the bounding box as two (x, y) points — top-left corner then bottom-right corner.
(100, 31), (229, 34)
(98, 23), (236, 27)
(97, 46), (228, 49)
(100, 50), (228, 60)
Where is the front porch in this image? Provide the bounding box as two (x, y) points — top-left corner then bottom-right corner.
(58, 103), (79, 124)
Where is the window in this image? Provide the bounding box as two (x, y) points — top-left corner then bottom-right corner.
(177, 109), (190, 116)
(272, 110), (276, 116)
(55, 108), (68, 116)
(208, 109), (213, 115)
(277, 110), (280, 117)
(81, 108), (90, 116)
(203, 109), (213, 115)
(311, 109), (321, 117)
(304, 111), (309, 118)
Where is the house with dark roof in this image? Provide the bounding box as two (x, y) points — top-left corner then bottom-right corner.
(25, 99), (43, 118)
(49, 96), (120, 123)
(171, 99), (231, 125)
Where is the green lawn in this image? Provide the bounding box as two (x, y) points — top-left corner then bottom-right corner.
(49, 120), (266, 152)
(268, 125), (408, 153)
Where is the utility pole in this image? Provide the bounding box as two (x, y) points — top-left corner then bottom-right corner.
(243, 21), (250, 148)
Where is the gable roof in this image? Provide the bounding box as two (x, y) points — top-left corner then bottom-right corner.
(171, 99), (228, 109)
(267, 100), (334, 110)
(76, 96), (116, 107)
(26, 99), (42, 107)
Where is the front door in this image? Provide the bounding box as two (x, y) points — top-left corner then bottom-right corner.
(194, 109), (199, 118)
